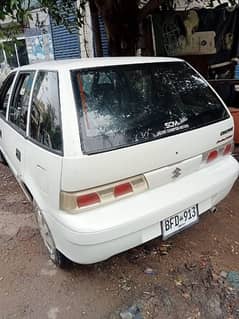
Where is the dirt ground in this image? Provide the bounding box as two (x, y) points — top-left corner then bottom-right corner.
(0, 162), (239, 319)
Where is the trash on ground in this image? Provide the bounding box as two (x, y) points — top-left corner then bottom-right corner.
(120, 304), (143, 319)
(226, 271), (239, 290)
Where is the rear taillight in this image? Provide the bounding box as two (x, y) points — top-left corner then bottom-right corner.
(203, 142), (233, 164)
(77, 193), (100, 208)
(207, 150), (218, 163)
(60, 175), (148, 213)
(114, 182), (133, 197)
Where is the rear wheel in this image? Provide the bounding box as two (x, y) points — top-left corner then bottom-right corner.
(33, 201), (71, 268)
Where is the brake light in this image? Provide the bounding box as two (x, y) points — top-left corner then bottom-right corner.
(114, 182), (133, 197)
(207, 150), (218, 163)
(223, 143), (232, 155)
(203, 141), (233, 164)
(60, 175), (148, 213)
(77, 193), (100, 208)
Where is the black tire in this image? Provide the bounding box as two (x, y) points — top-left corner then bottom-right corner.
(0, 151), (7, 165)
(54, 249), (72, 269)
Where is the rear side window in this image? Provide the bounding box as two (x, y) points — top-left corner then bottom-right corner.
(9, 72), (35, 132)
(71, 62), (229, 154)
(29, 71), (63, 153)
(0, 72), (16, 118)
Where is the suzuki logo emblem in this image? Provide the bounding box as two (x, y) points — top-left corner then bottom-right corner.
(172, 167), (182, 179)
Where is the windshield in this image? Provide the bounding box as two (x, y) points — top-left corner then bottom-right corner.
(71, 62), (229, 154)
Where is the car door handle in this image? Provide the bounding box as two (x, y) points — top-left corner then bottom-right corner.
(16, 148), (21, 162)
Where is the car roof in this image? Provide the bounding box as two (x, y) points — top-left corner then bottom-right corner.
(16, 57), (184, 72)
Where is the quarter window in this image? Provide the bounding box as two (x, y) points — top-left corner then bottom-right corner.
(0, 73), (16, 118)
(9, 72), (35, 132)
(29, 71), (62, 153)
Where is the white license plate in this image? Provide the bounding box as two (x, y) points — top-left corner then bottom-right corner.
(161, 204), (199, 240)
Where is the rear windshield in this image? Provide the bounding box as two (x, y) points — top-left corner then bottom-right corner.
(71, 62), (229, 154)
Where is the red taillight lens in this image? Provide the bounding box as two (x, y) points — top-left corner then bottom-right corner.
(207, 150), (218, 163)
(77, 192), (100, 208)
(114, 182), (133, 197)
(60, 175), (148, 213)
(223, 143), (232, 155)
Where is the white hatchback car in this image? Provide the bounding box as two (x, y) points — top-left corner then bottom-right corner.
(0, 57), (238, 267)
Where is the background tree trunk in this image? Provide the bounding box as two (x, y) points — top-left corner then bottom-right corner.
(89, 1), (103, 56)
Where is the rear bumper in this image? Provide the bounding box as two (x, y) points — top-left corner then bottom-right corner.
(46, 156), (239, 264)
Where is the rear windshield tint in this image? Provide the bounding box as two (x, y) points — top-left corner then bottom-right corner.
(71, 62), (229, 154)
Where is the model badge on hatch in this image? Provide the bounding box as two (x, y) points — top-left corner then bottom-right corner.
(172, 167), (182, 179)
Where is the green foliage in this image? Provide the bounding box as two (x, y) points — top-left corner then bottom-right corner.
(0, 0), (87, 40)
(0, 0), (87, 26)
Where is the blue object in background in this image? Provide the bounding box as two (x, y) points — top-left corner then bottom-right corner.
(235, 64), (239, 79)
(227, 271), (239, 289)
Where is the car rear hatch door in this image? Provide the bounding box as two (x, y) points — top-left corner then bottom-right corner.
(61, 60), (233, 192)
